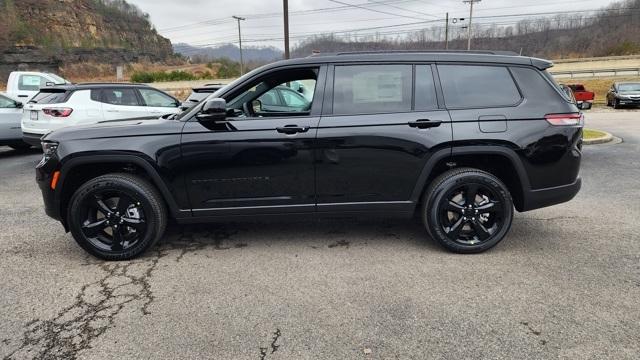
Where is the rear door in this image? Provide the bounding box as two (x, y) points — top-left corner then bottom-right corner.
(98, 88), (149, 120)
(315, 63), (452, 213)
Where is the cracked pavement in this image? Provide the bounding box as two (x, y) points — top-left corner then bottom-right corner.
(1, 111), (639, 359)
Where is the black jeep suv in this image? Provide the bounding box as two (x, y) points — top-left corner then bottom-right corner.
(36, 51), (583, 260)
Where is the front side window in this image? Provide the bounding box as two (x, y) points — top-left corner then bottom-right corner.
(18, 75), (46, 91)
(0, 95), (17, 108)
(227, 68), (317, 118)
(139, 89), (178, 107)
(100, 88), (141, 106)
(333, 65), (412, 115)
(438, 65), (521, 108)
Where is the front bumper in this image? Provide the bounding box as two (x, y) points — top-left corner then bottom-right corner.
(36, 154), (62, 222)
(521, 177), (582, 212)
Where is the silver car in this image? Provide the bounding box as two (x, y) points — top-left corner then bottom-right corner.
(0, 93), (30, 150)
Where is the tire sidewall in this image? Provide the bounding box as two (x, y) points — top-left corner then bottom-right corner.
(425, 172), (514, 253)
(68, 176), (162, 260)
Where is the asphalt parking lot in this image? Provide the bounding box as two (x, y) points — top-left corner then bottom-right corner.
(1, 110), (639, 359)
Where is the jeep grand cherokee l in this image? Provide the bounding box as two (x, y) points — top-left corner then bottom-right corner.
(35, 51), (583, 260)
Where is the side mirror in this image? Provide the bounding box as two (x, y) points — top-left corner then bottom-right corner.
(15, 102), (23, 109)
(196, 98), (227, 123)
(252, 99), (262, 113)
(578, 102), (592, 110)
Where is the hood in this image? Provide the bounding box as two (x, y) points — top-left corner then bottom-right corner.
(43, 117), (185, 143)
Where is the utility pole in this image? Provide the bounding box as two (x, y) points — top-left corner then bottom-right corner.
(445, 12), (449, 50)
(232, 15), (246, 75)
(463, 0), (481, 50)
(283, 0), (290, 59)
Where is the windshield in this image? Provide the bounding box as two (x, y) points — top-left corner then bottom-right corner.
(46, 73), (69, 84)
(618, 83), (640, 92)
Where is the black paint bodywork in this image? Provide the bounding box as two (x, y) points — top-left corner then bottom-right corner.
(36, 52), (582, 228)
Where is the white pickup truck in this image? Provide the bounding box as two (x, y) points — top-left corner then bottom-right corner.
(5, 71), (70, 102)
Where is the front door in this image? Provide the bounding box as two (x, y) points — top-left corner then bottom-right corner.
(315, 64), (453, 213)
(181, 66), (326, 217)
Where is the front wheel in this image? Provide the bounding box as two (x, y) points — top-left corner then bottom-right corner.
(68, 173), (167, 260)
(421, 168), (514, 253)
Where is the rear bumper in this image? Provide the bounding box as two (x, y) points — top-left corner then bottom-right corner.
(520, 177), (582, 212)
(23, 132), (44, 147)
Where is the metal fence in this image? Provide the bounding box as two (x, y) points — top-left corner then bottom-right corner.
(551, 67), (640, 78)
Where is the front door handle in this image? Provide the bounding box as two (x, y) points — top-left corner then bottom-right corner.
(276, 125), (310, 134)
(408, 119), (443, 129)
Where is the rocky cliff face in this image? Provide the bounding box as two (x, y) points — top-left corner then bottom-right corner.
(0, 0), (174, 82)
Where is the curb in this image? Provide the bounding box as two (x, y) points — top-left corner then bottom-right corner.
(583, 131), (614, 145)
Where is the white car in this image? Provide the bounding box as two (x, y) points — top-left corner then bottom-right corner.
(21, 83), (182, 146)
(6, 71), (70, 102)
(0, 93), (30, 150)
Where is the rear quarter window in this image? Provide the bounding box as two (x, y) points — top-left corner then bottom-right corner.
(512, 67), (570, 103)
(438, 65), (521, 108)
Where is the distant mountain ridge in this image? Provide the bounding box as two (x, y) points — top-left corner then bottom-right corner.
(174, 43), (283, 62)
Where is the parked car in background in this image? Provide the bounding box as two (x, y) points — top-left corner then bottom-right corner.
(180, 83), (225, 111)
(567, 84), (594, 110)
(0, 93), (30, 150)
(35, 51), (583, 260)
(21, 83), (181, 146)
(6, 71), (70, 102)
(607, 82), (640, 109)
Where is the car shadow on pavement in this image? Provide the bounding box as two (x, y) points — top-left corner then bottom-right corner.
(157, 217), (442, 257)
(0, 146), (41, 159)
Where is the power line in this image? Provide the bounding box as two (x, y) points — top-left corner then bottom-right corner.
(327, 0), (427, 20)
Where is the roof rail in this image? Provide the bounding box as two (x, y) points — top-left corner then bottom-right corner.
(312, 50), (520, 57)
(75, 82), (149, 86)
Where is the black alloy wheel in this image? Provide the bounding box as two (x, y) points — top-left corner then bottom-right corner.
(81, 191), (147, 253)
(68, 173), (167, 260)
(422, 168), (514, 253)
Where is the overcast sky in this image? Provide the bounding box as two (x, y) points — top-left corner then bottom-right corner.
(126, 0), (619, 49)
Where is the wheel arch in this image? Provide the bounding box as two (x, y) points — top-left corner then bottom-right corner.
(411, 146), (531, 212)
(56, 155), (185, 229)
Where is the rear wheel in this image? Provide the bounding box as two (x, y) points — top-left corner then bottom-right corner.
(421, 168), (514, 253)
(68, 173), (167, 260)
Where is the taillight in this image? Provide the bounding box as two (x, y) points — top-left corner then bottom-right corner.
(545, 113), (582, 126)
(43, 108), (73, 117)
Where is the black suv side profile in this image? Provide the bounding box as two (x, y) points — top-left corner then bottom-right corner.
(36, 51), (583, 260)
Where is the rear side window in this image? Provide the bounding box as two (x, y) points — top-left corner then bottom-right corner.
(438, 65), (521, 108)
(415, 65), (438, 110)
(18, 75), (46, 91)
(30, 90), (71, 104)
(95, 88), (141, 106)
(333, 65), (412, 115)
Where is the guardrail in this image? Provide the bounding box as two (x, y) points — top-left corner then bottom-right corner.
(551, 67), (640, 78)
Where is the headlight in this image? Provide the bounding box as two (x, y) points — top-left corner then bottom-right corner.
(41, 141), (59, 157)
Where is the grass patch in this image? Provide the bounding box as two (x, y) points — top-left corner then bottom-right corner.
(583, 128), (608, 140)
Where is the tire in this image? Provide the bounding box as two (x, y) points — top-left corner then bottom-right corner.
(8, 142), (31, 151)
(67, 173), (167, 260)
(421, 168), (514, 254)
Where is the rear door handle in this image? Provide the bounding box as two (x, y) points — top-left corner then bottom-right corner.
(408, 119), (443, 129)
(276, 125), (310, 134)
